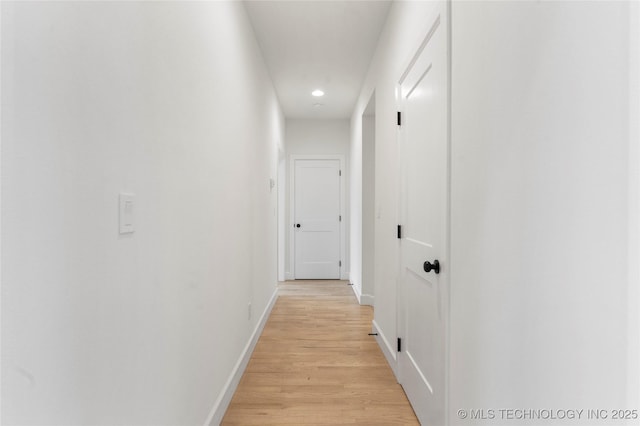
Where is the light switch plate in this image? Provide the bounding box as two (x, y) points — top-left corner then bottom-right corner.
(119, 193), (135, 234)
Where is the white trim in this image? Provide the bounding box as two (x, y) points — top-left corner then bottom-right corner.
(204, 289), (278, 426)
(372, 319), (398, 378)
(351, 282), (363, 304)
(284, 271), (294, 281)
(444, 3), (453, 426)
(628, 0), (640, 411)
(289, 154), (346, 280)
(0, 2), (4, 416)
(349, 281), (374, 306)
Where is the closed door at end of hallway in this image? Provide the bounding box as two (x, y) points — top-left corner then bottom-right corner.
(294, 159), (341, 279)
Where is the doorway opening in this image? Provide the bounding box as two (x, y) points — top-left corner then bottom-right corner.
(360, 92), (376, 305)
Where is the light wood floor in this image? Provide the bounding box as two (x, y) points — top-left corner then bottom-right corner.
(221, 280), (419, 425)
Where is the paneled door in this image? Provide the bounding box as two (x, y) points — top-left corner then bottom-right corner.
(397, 4), (450, 425)
(293, 159), (341, 279)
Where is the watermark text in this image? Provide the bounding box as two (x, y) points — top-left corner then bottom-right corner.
(456, 408), (638, 422)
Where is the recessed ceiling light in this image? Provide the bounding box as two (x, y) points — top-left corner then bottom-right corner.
(312, 90), (325, 97)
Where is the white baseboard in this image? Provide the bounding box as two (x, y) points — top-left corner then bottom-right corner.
(360, 294), (374, 306)
(204, 289), (278, 426)
(350, 282), (362, 303)
(285, 272), (350, 281)
(372, 319), (398, 378)
(349, 284), (374, 307)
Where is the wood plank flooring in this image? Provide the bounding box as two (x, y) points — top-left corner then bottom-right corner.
(222, 280), (419, 425)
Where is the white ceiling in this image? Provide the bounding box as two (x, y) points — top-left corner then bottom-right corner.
(244, 1), (391, 119)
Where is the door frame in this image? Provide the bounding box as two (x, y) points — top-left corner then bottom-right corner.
(628, 0), (640, 407)
(289, 154), (347, 280)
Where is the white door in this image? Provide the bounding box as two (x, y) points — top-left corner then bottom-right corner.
(294, 159), (341, 279)
(397, 7), (449, 426)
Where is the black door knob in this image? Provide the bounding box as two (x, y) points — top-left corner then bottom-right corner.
(423, 260), (440, 274)
(296, 224), (301, 228)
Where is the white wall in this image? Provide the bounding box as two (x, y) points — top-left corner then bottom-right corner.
(449, 2), (636, 423)
(283, 119), (350, 280)
(351, 0), (639, 423)
(1, 2), (283, 425)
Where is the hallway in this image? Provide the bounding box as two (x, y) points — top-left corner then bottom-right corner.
(2, 1), (639, 424)
(222, 281), (418, 425)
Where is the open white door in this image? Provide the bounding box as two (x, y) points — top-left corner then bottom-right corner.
(397, 5), (449, 425)
(293, 159), (341, 279)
